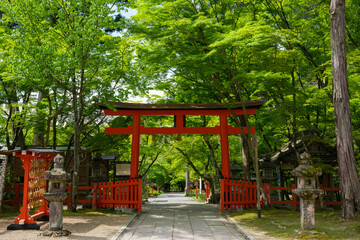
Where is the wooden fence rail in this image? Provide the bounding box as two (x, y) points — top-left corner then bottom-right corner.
(5, 179), (142, 212)
(263, 183), (341, 210)
(4, 180), (340, 213)
(221, 179), (257, 212)
(221, 180), (341, 212)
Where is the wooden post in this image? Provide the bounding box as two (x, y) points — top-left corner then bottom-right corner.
(131, 115), (141, 179)
(292, 183), (297, 210)
(264, 183), (271, 205)
(138, 178), (142, 212)
(67, 184), (72, 210)
(14, 183), (20, 211)
(13, 154), (36, 225)
(220, 115), (230, 179)
(220, 179), (225, 212)
(92, 183), (97, 210)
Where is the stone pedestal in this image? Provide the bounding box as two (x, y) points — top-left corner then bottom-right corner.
(292, 153), (323, 231)
(43, 154), (70, 234)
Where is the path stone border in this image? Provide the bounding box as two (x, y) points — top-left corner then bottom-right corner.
(110, 213), (138, 240)
(226, 215), (256, 240)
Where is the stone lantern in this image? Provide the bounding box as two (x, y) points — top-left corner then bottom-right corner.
(44, 154), (70, 233)
(292, 153), (323, 231)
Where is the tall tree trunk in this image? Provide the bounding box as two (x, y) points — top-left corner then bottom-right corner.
(186, 170), (190, 191)
(252, 134), (261, 218)
(52, 116), (57, 149)
(71, 85), (80, 212)
(203, 135), (223, 180)
(330, 0), (360, 220)
(0, 155), (8, 212)
(240, 136), (251, 180)
(32, 91), (45, 146)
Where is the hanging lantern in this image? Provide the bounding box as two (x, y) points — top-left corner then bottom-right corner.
(176, 134), (182, 141)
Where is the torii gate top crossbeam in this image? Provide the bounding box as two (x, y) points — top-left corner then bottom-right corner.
(97, 98), (266, 115)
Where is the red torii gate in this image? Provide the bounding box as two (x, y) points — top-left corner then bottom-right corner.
(98, 99), (266, 211)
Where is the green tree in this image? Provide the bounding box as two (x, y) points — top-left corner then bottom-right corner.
(1, 0), (138, 211)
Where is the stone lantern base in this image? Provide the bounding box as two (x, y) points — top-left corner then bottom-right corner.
(41, 229), (71, 237)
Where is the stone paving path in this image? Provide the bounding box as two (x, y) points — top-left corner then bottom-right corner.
(118, 192), (247, 240)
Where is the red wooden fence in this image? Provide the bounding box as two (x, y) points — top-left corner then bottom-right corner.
(3, 183), (22, 211)
(5, 179), (142, 212)
(263, 183), (341, 210)
(221, 179), (257, 212)
(220, 180), (341, 212)
(4, 179), (341, 213)
(65, 179), (142, 211)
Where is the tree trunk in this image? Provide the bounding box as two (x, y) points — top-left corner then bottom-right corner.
(240, 136), (251, 180)
(0, 155), (8, 212)
(32, 91), (45, 146)
(330, 0), (360, 220)
(252, 134), (261, 218)
(186, 170), (190, 191)
(71, 86), (80, 212)
(203, 135), (223, 180)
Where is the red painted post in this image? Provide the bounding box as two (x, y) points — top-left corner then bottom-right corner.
(138, 178), (142, 212)
(67, 184), (72, 210)
(92, 183), (97, 210)
(253, 181), (257, 207)
(292, 183), (297, 210)
(157, 185), (159, 193)
(220, 115), (230, 179)
(14, 183), (20, 211)
(220, 179), (225, 212)
(130, 115), (141, 179)
(225, 180), (228, 209)
(146, 187), (149, 199)
(205, 182), (210, 199)
(264, 183), (271, 204)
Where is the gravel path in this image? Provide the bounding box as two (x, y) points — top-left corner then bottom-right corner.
(0, 214), (132, 240)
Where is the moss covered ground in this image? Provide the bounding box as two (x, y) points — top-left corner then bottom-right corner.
(230, 208), (360, 239)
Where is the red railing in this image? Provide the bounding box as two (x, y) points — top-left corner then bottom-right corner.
(220, 180), (341, 212)
(221, 179), (257, 212)
(5, 179), (142, 212)
(4, 183), (22, 210)
(263, 183), (341, 210)
(65, 179), (142, 211)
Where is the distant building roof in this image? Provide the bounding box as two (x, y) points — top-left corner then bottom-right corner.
(260, 133), (337, 167)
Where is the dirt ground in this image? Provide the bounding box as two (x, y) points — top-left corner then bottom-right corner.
(0, 214), (133, 240)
